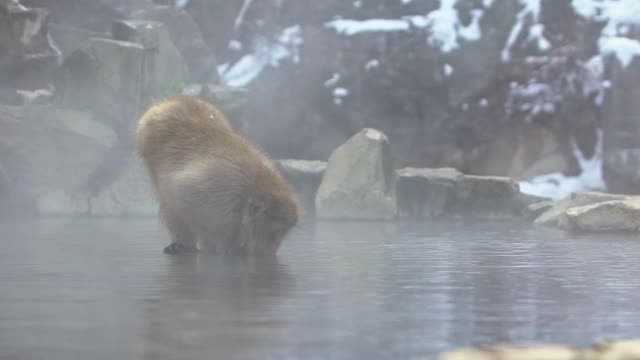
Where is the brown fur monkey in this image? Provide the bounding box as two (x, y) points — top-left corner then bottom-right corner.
(136, 96), (299, 256)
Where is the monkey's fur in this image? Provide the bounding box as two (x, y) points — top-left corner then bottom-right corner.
(136, 96), (299, 255)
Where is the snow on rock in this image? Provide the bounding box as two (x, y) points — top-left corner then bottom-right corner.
(520, 130), (605, 199)
(417, 0), (484, 53)
(599, 36), (640, 67)
(325, 19), (410, 36)
(443, 63), (453, 77)
(220, 25), (302, 87)
(573, 0), (640, 67)
(501, 0), (549, 61)
(325, 0), (486, 53)
(365, 59), (380, 71)
(333, 87), (348, 105)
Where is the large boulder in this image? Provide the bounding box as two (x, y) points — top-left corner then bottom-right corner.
(20, 0), (123, 33)
(315, 128), (397, 220)
(453, 175), (520, 218)
(0, 105), (116, 214)
(397, 167), (462, 218)
(439, 344), (578, 360)
(48, 23), (99, 62)
(132, 5), (219, 83)
(564, 198), (640, 232)
(534, 191), (630, 229)
(438, 340), (640, 360)
(85, 156), (156, 217)
(112, 19), (187, 102)
(0, 2), (59, 95)
(275, 159), (326, 215)
(55, 38), (145, 137)
(602, 55), (640, 194)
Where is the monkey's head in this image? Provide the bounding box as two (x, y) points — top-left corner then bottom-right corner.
(239, 188), (299, 256)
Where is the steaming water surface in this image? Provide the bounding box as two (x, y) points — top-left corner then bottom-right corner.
(1, 218), (640, 359)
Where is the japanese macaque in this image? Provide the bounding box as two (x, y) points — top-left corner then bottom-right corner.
(136, 96), (299, 255)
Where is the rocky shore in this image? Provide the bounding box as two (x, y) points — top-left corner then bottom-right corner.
(437, 340), (640, 360)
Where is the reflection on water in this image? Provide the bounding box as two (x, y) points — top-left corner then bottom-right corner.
(1, 218), (640, 359)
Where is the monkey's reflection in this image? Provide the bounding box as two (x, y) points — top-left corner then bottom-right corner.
(139, 255), (294, 360)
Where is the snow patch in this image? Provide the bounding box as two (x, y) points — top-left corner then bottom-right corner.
(443, 63), (453, 77)
(599, 36), (640, 67)
(365, 59), (380, 71)
(502, 0), (550, 61)
(573, 0), (640, 67)
(417, 0), (485, 53)
(324, 73), (341, 87)
(325, 19), (410, 36)
(520, 130), (605, 199)
(220, 25), (302, 87)
(365, 129), (385, 141)
(333, 87), (349, 105)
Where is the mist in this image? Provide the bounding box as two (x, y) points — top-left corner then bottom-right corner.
(2, 0), (640, 359)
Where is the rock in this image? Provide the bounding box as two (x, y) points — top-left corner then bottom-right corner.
(132, 5), (219, 83)
(0, 3), (59, 93)
(0, 105), (116, 215)
(534, 191), (631, 228)
(48, 23), (98, 62)
(454, 175), (520, 218)
(316, 128), (397, 220)
(525, 200), (554, 220)
(511, 192), (550, 218)
(438, 345), (579, 360)
(438, 340), (640, 360)
(112, 19), (187, 102)
(86, 156), (156, 217)
(564, 198), (640, 232)
(602, 55), (640, 194)
(396, 167), (462, 218)
(183, 84), (248, 132)
(583, 340), (640, 360)
(275, 159), (326, 215)
(603, 148), (640, 195)
(55, 38), (145, 137)
(20, 0), (123, 33)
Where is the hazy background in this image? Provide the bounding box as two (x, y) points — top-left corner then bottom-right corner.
(1, 0), (640, 216)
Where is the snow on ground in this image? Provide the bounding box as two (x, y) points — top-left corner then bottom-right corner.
(573, 0), (640, 67)
(220, 25), (302, 87)
(520, 130), (605, 199)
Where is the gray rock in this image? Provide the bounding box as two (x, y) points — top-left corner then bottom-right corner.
(275, 159), (326, 215)
(603, 55), (640, 194)
(86, 156), (156, 217)
(564, 198), (640, 232)
(132, 5), (219, 83)
(183, 84), (248, 132)
(454, 175), (520, 218)
(0, 105), (116, 215)
(534, 191), (631, 228)
(55, 38), (146, 136)
(603, 148), (640, 195)
(397, 167), (462, 218)
(0, 4), (59, 91)
(316, 128), (397, 220)
(112, 20), (187, 102)
(525, 200), (554, 220)
(438, 344), (579, 360)
(48, 23), (98, 62)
